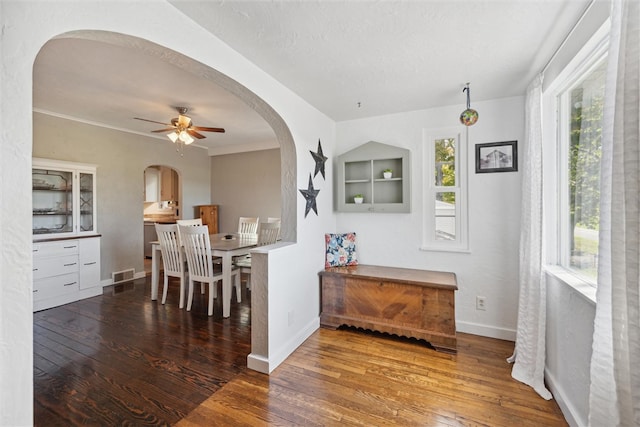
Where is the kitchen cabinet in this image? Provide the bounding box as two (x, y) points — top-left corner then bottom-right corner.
(335, 141), (411, 213)
(197, 205), (219, 234)
(33, 158), (97, 238)
(145, 166), (178, 202)
(33, 236), (102, 312)
(160, 166), (178, 201)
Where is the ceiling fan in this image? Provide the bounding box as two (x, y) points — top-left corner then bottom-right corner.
(134, 106), (225, 145)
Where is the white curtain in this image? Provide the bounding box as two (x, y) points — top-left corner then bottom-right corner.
(507, 74), (552, 400)
(588, 0), (640, 425)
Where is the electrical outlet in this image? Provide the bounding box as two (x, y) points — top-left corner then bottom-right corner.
(476, 296), (486, 311)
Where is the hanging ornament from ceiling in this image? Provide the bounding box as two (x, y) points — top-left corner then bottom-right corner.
(459, 83), (479, 126)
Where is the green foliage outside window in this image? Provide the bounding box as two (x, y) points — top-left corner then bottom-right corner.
(568, 59), (606, 279)
(435, 138), (456, 203)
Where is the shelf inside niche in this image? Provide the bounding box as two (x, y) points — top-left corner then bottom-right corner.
(335, 141), (411, 213)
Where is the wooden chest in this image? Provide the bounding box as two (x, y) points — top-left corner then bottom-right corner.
(319, 264), (458, 353)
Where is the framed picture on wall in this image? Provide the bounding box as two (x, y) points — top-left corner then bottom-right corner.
(475, 141), (518, 173)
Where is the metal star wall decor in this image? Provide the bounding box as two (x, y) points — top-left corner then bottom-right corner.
(310, 139), (328, 180)
(299, 173), (320, 218)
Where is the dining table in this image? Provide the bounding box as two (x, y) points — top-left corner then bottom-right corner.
(150, 232), (258, 318)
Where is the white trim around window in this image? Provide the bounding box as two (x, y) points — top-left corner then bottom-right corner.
(421, 126), (469, 253)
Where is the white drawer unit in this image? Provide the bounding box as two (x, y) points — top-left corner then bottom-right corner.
(33, 240), (79, 258)
(33, 236), (102, 312)
(34, 273), (80, 300)
(33, 254), (78, 280)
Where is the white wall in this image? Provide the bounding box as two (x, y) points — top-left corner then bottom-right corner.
(0, 1), (336, 425)
(336, 96), (525, 340)
(545, 272), (595, 427)
(33, 112), (211, 279)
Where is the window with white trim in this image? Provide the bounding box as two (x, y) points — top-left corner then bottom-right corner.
(422, 128), (468, 251)
(551, 23), (609, 285)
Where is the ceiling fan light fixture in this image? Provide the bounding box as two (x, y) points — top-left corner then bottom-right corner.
(134, 106), (225, 154)
(181, 132), (194, 145)
(167, 131), (179, 143)
(178, 114), (191, 128)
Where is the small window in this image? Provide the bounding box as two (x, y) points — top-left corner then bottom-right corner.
(422, 128), (468, 251)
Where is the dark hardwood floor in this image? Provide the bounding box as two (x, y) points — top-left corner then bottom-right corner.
(34, 276), (251, 426)
(35, 275), (568, 426)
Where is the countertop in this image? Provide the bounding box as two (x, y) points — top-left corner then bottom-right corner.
(144, 216), (177, 224)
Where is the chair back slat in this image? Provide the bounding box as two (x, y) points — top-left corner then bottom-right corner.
(238, 217), (259, 235)
(180, 225), (213, 283)
(155, 224), (183, 275)
(267, 217), (281, 239)
(257, 221), (280, 246)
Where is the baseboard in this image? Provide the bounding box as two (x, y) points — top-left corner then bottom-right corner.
(545, 368), (584, 427)
(246, 353), (270, 374)
(247, 317), (320, 374)
(456, 320), (516, 341)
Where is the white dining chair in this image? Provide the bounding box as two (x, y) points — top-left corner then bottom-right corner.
(155, 223), (187, 308)
(235, 221), (280, 291)
(267, 217), (281, 239)
(176, 218), (202, 244)
(176, 218), (217, 293)
(179, 225), (240, 315)
(176, 218), (202, 226)
(237, 216), (259, 235)
(233, 216), (260, 268)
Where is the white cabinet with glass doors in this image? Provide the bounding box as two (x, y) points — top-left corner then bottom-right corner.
(32, 158), (97, 239)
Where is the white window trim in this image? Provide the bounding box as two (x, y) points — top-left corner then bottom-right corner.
(543, 19), (609, 289)
(421, 126), (469, 253)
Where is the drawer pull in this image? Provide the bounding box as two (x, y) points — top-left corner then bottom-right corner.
(63, 282), (77, 287)
(84, 262), (97, 266)
(33, 290), (38, 293)
(63, 245), (77, 249)
(33, 268), (39, 272)
(64, 263), (77, 267)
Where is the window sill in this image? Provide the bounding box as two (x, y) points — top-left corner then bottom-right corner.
(419, 245), (471, 254)
(544, 265), (596, 306)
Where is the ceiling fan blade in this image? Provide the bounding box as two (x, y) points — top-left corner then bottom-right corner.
(134, 117), (173, 126)
(192, 126), (226, 133)
(151, 128), (176, 133)
(187, 129), (206, 139)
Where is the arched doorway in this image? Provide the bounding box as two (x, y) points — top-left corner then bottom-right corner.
(58, 30), (297, 242)
(33, 30), (297, 362)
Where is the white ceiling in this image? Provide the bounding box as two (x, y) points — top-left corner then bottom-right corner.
(33, 0), (592, 155)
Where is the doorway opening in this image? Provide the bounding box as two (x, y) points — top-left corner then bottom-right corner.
(143, 165), (180, 274)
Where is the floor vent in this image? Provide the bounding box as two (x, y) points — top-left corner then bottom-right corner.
(112, 268), (135, 285)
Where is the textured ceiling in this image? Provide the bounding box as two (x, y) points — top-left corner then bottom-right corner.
(33, 0), (593, 155)
(171, 0), (592, 120)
